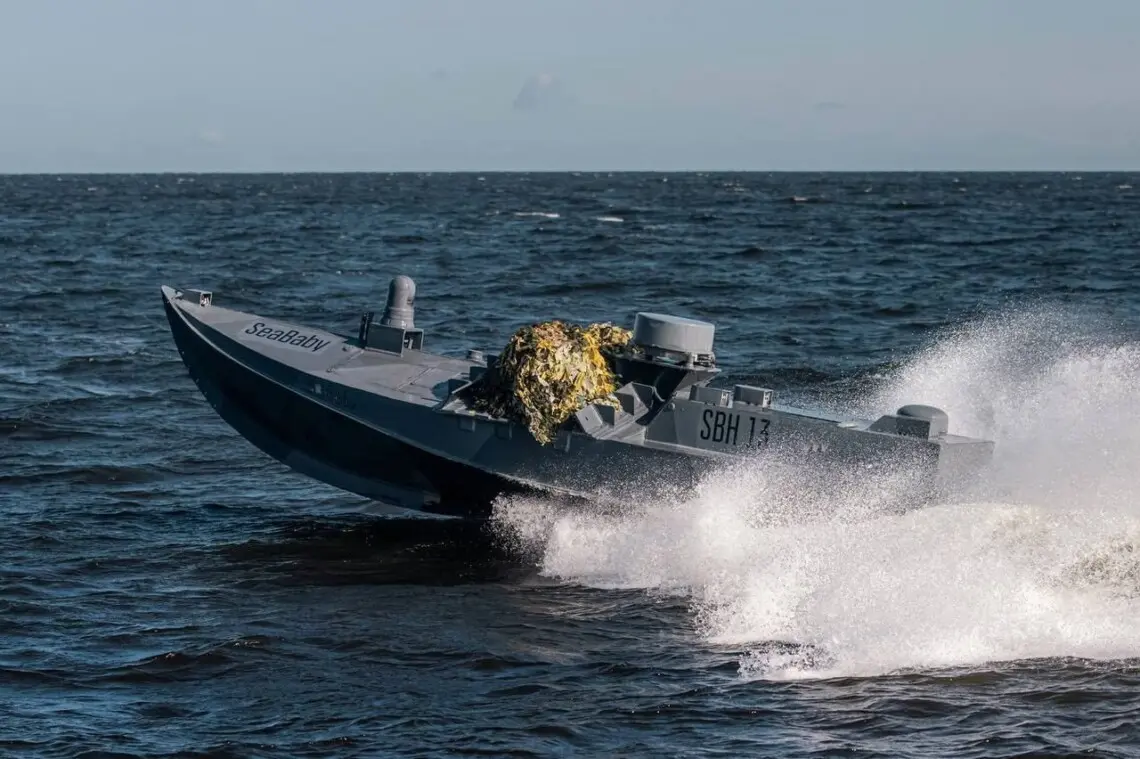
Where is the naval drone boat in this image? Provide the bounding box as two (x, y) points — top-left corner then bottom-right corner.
(161, 276), (994, 518)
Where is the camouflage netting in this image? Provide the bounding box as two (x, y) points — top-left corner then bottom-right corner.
(468, 320), (633, 444)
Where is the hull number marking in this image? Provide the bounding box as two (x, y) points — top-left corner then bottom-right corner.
(700, 409), (770, 447)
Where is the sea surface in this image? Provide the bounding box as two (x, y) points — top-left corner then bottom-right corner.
(3, 171), (1140, 758)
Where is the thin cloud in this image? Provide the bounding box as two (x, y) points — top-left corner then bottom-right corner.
(512, 73), (573, 112)
(198, 128), (225, 144)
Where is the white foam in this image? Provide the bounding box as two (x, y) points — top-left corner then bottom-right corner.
(859, 307), (1140, 511)
(491, 305), (1140, 680)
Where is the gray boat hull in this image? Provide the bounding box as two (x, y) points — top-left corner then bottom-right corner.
(163, 290), (535, 516)
(161, 280), (994, 518)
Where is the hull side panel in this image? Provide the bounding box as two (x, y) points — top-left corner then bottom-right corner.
(164, 294), (527, 517)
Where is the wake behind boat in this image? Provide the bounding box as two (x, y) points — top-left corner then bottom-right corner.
(161, 276), (994, 518)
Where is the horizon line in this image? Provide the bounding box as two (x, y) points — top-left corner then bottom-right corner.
(1, 167), (1139, 176)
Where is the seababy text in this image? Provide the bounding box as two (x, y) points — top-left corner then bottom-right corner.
(243, 322), (331, 353)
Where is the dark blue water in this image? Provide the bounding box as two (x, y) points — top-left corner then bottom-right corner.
(4, 172), (1140, 758)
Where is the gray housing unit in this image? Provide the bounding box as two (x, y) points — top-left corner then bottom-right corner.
(161, 276), (995, 518)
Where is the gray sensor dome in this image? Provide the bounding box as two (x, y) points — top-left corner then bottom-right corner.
(632, 312), (715, 357)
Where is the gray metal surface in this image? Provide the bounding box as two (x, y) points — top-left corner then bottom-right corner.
(632, 312), (716, 357)
(161, 275), (996, 516)
(381, 274), (416, 329)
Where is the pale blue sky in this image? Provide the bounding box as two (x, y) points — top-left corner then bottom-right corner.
(1, 0), (1137, 172)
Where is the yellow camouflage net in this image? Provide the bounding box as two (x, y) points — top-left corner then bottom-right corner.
(469, 320), (633, 444)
